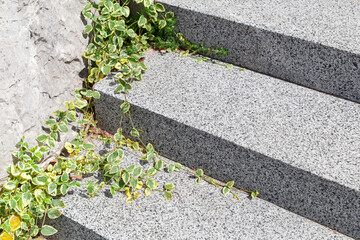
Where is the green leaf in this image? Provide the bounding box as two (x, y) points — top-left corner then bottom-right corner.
(165, 12), (174, 19)
(138, 15), (147, 27)
(21, 214), (30, 220)
(155, 3), (165, 12)
(46, 138), (55, 148)
(47, 208), (62, 219)
(94, 35), (104, 45)
(113, 3), (121, 12)
(163, 191), (172, 201)
(82, 142), (94, 150)
(146, 179), (156, 189)
(59, 121), (68, 133)
(120, 6), (130, 17)
(49, 131), (58, 141)
(101, 64), (111, 75)
(222, 187), (230, 195)
(20, 172), (32, 180)
(127, 29), (137, 38)
(9, 199), (17, 209)
(82, 11), (92, 19)
(130, 128), (139, 137)
(87, 43), (98, 54)
(48, 182), (57, 196)
(155, 159), (163, 170)
(36, 134), (47, 142)
(175, 163), (182, 171)
(41, 225), (58, 236)
(84, 2), (91, 11)
(61, 172), (69, 182)
(66, 111), (77, 121)
(10, 164), (20, 177)
(39, 146), (50, 153)
(195, 177), (202, 183)
(50, 123), (59, 132)
(144, 23), (151, 32)
(109, 165), (120, 175)
(133, 166), (142, 177)
(114, 133), (122, 141)
(4, 181), (17, 190)
(165, 182), (174, 191)
(21, 183), (31, 192)
(83, 24), (93, 34)
(75, 99), (88, 109)
(226, 181), (235, 188)
(120, 102), (130, 113)
(93, 91), (101, 99)
(45, 119), (57, 126)
(21, 221), (28, 231)
(29, 226), (39, 237)
(146, 151), (155, 161)
(195, 169), (204, 177)
(146, 167), (157, 176)
(167, 164), (175, 173)
(129, 177), (138, 189)
(122, 172), (130, 184)
(158, 19), (166, 29)
(22, 192), (32, 207)
(115, 85), (123, 93)
(144, 0), (152, 8)
(132, 142), (139, 150)
(104, 0), (113, 10)
(125, 83), (132, 91)
(60, 184), (69, 195)
(51, 199), (66, 208)
(33, 176), (47, 185)
(125, 164), (135, 173)
(87, 183), (95, 194)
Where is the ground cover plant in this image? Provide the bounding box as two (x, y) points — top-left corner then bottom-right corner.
(0, 1), (258, 239)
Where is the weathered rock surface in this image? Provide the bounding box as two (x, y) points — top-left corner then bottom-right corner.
(0, 0), (87, 182)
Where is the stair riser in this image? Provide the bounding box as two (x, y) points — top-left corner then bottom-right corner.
(95, 93), (360, 239)
(161, 3), (360, 103)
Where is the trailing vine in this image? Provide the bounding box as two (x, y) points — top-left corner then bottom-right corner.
(0, 1), (258, 239)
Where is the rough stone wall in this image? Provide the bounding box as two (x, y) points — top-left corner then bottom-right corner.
(0, 0), (87, 182)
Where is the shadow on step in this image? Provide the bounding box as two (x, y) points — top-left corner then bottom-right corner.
(46, 215), (107, 240)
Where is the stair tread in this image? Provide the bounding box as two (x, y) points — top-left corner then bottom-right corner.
(160, 0), (360, 54)
(96, 51), (360, 191)
(47, 140), (350, 240)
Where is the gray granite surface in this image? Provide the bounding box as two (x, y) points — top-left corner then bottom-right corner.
(155, 0), (360, 102)
(47, 140), (350, 240)
(94, 51), (360, 238)
(159, 0), (360, 54)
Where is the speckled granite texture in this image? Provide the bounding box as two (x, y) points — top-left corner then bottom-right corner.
(155, 0), (360, 102)
(46, 140), (350, 240)
(94, 51), (360, 238)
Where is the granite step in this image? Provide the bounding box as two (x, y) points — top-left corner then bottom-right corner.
(46, 140), (351, 240)
(154, 0), (360, 103)
(94, 51), (360, 238)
